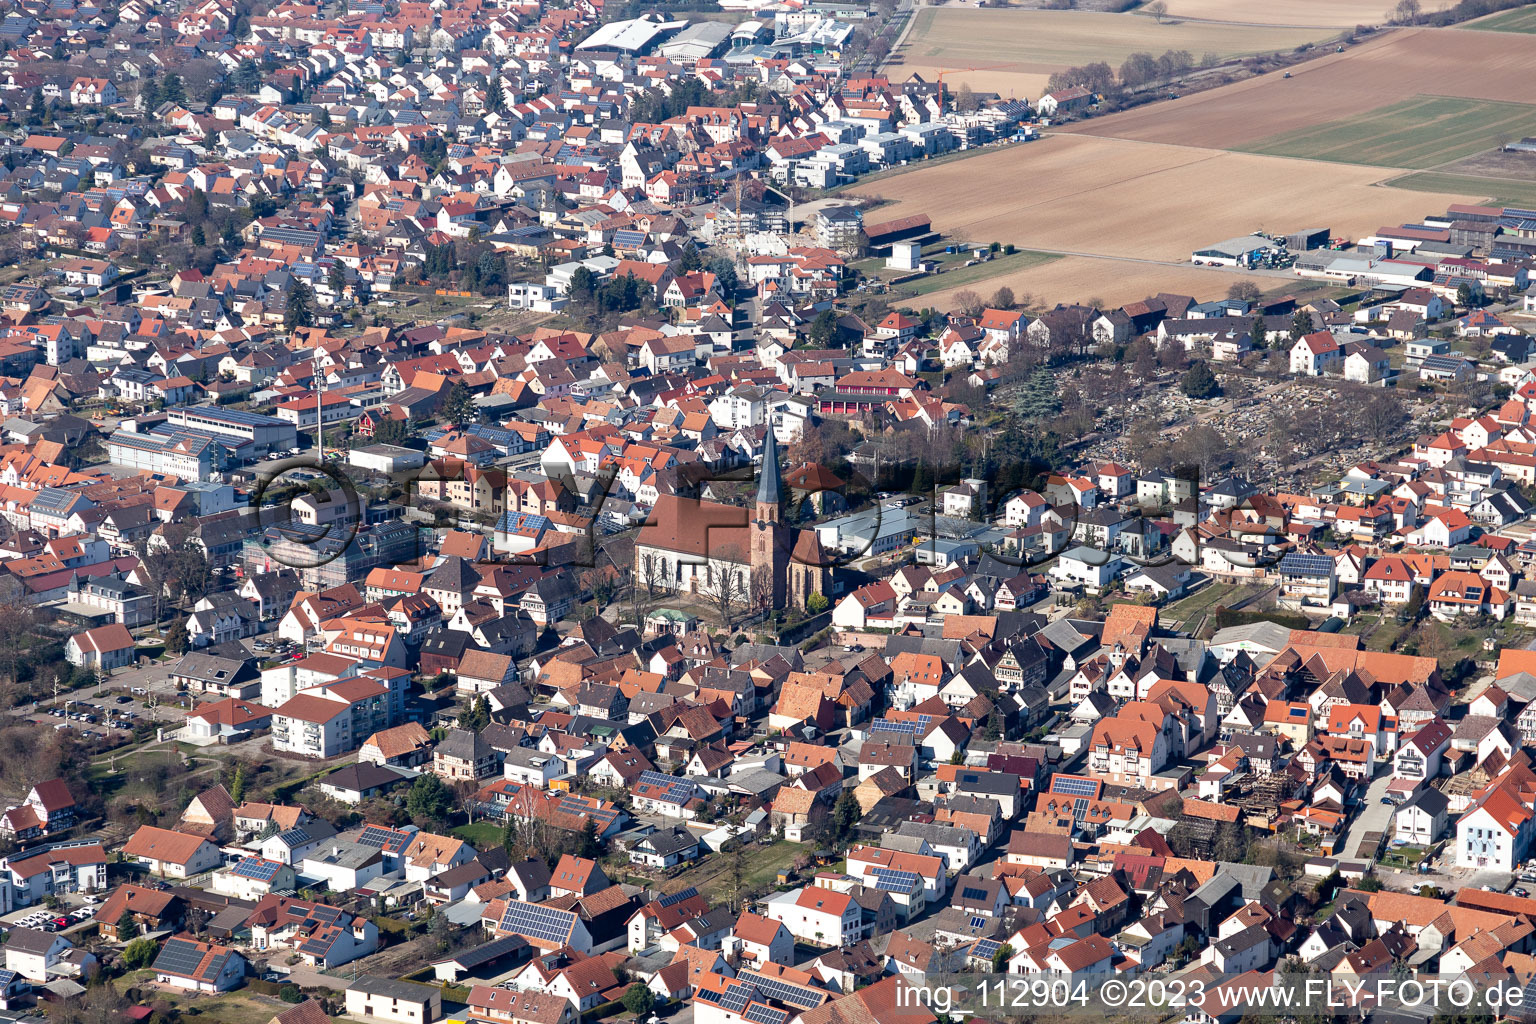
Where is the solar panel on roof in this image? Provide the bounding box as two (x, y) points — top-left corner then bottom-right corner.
(299, 936), (334, 956)
(1050, 776), (1099, 797)
(972, 939), (1002, 960)
(869, 866), (921, 891)
(454, 935), (526, 969)
(658, 887), (698, 908)
(154, 938), (206, 976)
(745, 1004), (790, 1024)
(358, 825), (409, 853)
(717, 981), (756, 1013)
(637, 770), (696, 803)
(233, 857), (282, 881)
(961, 886), (988, 901)
(970, 916), (987, 929)
(740, 971), (824, 1009)
(499, 901), (577, 944)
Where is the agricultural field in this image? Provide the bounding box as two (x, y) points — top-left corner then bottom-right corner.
(913, 255), (1272, 312)
(1146, 0), (1454, 26)
(1463, 4), (1536, 31)
(1064, 28), (1536, 150)
(854, 133), (1477, 263)
(1381, 171), (1536, 208)
(886, 7), (1342, 102)
(1236, 95), (1536, 168)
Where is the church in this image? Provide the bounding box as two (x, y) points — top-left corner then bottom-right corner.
(633, 430), (830, 615)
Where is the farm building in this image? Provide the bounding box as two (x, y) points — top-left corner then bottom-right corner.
(863, 215), (931, 249)
(1191, 235), (1284, 267)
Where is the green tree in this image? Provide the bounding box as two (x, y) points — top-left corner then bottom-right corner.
(1180, 360), (1219, 399)
(285, 281), (314, 331)
(578, 816), (601, 859)
(1456, 282), (1474, 308)
(461, 694), (490, 732)
(162, 620), (190, 656)
(1249, 314), (1268, 349)
(486, 76), (505, 113)
(232, 58), (262, 92)
(808, 309), (837, 348)
(832, 790), (861, 843)
(442, 380), (476, 425)
(1357, 876), (1383, 892)
(679, 245), (703, 272)
(407, 773), (453, 824)
(991, 942), (1014, 973)
(329, 261), (346, 296)
(162, 75), (185, 105)
(1289, 309), (1313, 343)
(116, 910), (140, 941)
(191, 224), (205, 247)
(806, 591), (829, 615)
(622, 984), (655, 1017)
(121, 937), (158, 969)
(230, 762), (248, 803)
(706, 256), (738, 299)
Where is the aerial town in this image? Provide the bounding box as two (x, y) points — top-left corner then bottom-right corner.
(3, 0), (1536, 1020)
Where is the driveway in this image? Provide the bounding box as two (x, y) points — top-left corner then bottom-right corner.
(1340, 772), (1396, 859)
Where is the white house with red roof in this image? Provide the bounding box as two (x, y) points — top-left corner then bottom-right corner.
(64, 623), (135, 671)
(763, 886), (861, 947)
(0, 779), (77, 842)
(1289, 331), (1342, 376)
(875, 312), (919, 342)
(1456, 764), (1536, 870)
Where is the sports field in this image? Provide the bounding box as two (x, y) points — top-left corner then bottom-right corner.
(855, 134), (1478, 264)
(1149, 0), (1454, 26)
(1064, 28), (1536, 150)
(1236, 95), (1536, 168)
(886, 7), (1342, 102)
(1463, 5), (1536, 31)
(1381, 172), (1536, 208)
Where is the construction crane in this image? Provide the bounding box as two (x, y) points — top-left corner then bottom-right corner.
(936, 64), (1015, 115)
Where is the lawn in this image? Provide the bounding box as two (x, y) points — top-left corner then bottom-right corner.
(892, 250), (1062, 299)
(1383, 171), (1536, 209)
(1464, 4), (1536, 31)
(111, 974), (292, 1024)
(1161, 580), (1248, 632)
(1236, 95), (1536, 169)
(453, 820), (505, 849)
(661, 840), (802, 902)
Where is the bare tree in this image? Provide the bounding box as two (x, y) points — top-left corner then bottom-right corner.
(704, 548), (749, 629)
(749, 566), (776, 617)
(1391, 0), (1420, 23)
(951, 289), (985, 318)
(990, 286), (1016, 310)
(640, 552), (666, 605)
(1146, 0), (1168, 22)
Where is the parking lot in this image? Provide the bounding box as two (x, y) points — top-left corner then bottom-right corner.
(1, 890), (102, 937)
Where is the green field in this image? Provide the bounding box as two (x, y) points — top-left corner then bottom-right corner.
(1384, 171), (1536, 208)
(894, 249), (1063, 297)
(1236, 95), (1536, 168)
(1464, 5), (1536, 31)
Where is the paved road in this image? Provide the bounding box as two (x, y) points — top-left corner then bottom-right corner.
(1341, 772), (1395, 859)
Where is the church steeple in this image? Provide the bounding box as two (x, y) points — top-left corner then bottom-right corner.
(755, 423), (782, 521)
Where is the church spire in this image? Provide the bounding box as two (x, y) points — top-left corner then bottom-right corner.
(756, 423), (782, 511)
